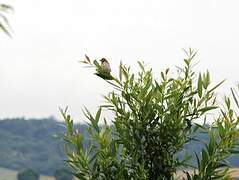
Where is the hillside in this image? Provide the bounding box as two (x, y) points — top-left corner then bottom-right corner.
(0, 118), (239, 177)
(0, 118), (88, 175)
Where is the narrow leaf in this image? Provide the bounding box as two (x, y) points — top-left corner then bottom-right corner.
(208, 80), (225, 93)
(198, 73), (203, 98)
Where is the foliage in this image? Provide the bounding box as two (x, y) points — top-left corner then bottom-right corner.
(185, 87), (239, 180)
(17, 168), (39, 180)
(61, 49), (239, 179)
(0, 113), (238, 179)
(0, 3), (13, 37)
(60, 108), (142, 180)
(54, 168), (73, 180)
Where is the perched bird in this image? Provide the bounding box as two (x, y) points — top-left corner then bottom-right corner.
(93, 58), (113, 80)
(100, 58), (111, 74)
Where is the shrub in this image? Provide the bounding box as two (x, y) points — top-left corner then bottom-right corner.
(61, 49), (239, 179)
(17, 168), (39, 180)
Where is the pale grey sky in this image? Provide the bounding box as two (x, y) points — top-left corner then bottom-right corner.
(0, 0), (239, 121)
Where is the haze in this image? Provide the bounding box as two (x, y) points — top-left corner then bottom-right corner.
(0, 0), (238, 121)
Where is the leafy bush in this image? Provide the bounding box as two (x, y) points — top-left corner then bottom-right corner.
(186, 88), (239, 179)
(61, 49), (239, 179)
(17, 168), (39, 180)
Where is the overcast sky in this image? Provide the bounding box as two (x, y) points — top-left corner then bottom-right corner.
(0, 0), (239, 122)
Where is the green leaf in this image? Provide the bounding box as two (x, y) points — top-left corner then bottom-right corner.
(121, 66), (129, 80)
(229, 150), (239, 154)
(205, 70), (210, 89)
(95, 72), (114, 80)
(138, 61), (145, 72)
(201, 149), (209, 169)
(198, 106), (217, 114)
(184, 59), (190, 66)
(129, 74), (134, 85)
(194, 123), (208, 132)
(224, 96), (231, 110)
(208, 80), (225, 93)
(0, 22), (11, 37)
(93, 60), (101, 69)
(95, 107), (102, 124)
(0, 4), (13, 12)
(198, 73), (203, 98)
(119, 61), (123, 81)
(85, 54), (91, 63)
(83, 107), (100, 133)
(160, 72), (165, 80)
(231, 88), (239, 109)
(195, 152), (201, 170)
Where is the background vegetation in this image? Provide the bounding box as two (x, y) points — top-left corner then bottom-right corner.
(0, 118), (79, 175)
(0, 117), (239, 178)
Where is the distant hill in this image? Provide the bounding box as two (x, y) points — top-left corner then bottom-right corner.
(0, 118), (238, 176)
(0, 118), (88, 175)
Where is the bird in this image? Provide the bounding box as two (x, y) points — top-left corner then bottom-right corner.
(100, 58), (111, 74)
(93, 58), (113, 80)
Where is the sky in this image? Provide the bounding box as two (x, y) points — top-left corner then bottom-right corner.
(0, 0), (239, 122)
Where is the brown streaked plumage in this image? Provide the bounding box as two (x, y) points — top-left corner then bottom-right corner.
(100, 58), (111, 73)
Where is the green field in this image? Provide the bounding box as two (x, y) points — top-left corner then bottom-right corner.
(0, 167), (54, 180)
